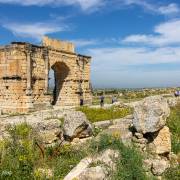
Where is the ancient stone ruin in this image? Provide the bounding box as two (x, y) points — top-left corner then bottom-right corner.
(0, 36), (92, 113)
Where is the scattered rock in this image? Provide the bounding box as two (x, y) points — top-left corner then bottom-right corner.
(34, 119), (62, 131)
(102, 126), (132, 145)
(152, 159), (170, 176)
(64, 149), (119, 180)
(0, 116), (63, 144)
(133, 96), (170, 134)
(93, 120), (112, 129)
(113, 115), (133, 125)
(132, 137), (148, 144)
(100, 117), (133, 144)
(71, 137), (93, 146)
(143, 159), (153, 171)
(94, 149), (119, 170)
(147, 126), (171, 155)
(134, 132), (144, 139)
(78, 166), (107, 180)
(0, 109), (65, 142)
(32, 119), (63, 145)
(64, 157), (93, 180)
(63, 111), (93, 140)
(93, 115), (133, 130)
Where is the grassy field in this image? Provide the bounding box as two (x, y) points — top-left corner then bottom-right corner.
(92, 87), (175, 105)
(167, 104), (180, 154)
(163, 103), (180, 180)
(1, 97), (179, 179)
(77, 105), (132, 123)
(0, 123), (151, 180)
(0, 123), (88, 180)
(92, 96), (143, 105)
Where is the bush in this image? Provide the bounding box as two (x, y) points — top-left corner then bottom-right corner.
(77, 106), (132, 123)
(0, 123), (38, 180)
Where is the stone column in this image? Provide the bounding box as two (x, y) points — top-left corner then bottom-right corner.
(25, 46), (34, 110)
(44, 48), (49, 94)
(26, 48), (32, 95)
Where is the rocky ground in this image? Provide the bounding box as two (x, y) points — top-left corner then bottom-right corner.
(0, 95), (179, 179)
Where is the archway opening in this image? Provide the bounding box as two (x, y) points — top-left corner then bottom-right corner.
(49, 62), (70, 105)
(48, 68), (55, 97)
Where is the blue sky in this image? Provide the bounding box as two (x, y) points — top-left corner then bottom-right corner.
(0, 0), (180, 88)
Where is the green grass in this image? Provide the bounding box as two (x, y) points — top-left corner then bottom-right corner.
(0, 123), (38, 180)
(166, 104), (180, 154)
(45, 144), (87, 179)
(163, 103), (180, 180)
(0, 122), (152, 180)
(92, 96), (144, 105)
(77, 106), (132, 123)
(92, 96), (116, 105)
(89, 134), (153, 180)
(0, 123), (88, 180)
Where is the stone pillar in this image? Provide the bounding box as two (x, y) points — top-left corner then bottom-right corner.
(25, 45), (34, 110)
(26, 48), (32, 95)
(44, 48), (49, 94)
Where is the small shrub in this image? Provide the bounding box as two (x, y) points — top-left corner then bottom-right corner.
(92, 126), (103, 136)
(8, 123), (32, 138)
(0, 123), (42, 180)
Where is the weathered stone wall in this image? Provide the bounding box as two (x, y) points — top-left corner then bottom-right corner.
(0, 37), (92, 113)
(42, 36), (75, 52)
(0, 44), (31, 113)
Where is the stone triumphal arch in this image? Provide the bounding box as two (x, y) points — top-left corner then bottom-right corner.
(0, 37), (92, 113)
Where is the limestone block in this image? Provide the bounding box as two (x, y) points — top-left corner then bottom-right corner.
(152, 159), (170, 175)
(133, 96), (170, 134)
(148, 126), (171, 154)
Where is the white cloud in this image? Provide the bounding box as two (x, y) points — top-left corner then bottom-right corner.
(70, 39), (98, 47)
(0, 0), (104, 11)
(2, 22), (66, 41)
(89, 46), (180, 88)
(123, 19), (180, 46)
(158, 3), (180, 15)
(89, 46), (180, 68)
(122, 0), (180, 15)
(69, 37), (122, 47)
(0, 0), (179, 15)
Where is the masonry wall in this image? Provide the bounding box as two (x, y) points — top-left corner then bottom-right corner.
(0, 44), (33, 113)
(0, 39), (92, 114)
